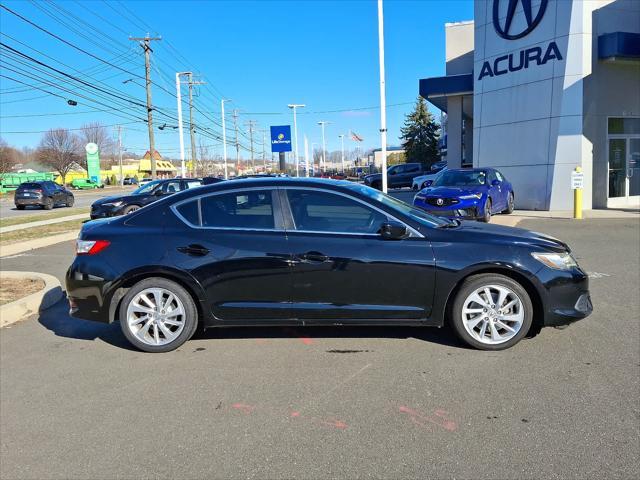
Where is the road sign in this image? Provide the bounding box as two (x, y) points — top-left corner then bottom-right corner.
(270, 125), (292, 153)
(85, 143), (100, 182)
(571, 171), (584, 189)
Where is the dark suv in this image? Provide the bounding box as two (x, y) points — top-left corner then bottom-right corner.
(364, 163), (427, 190)
(90, 178), (203, 219)
(14, 181), (74, 210)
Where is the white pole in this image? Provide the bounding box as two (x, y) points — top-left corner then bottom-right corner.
(339, 134), (345, 174)
(175, 72), (188, 178)
(318, 121), (328, 172)
(377, 0), (388, 193)
(221, 99), (229, 179)
(304, 135), (310, 177)
(117, 125), (123, 186)
(288, 104), (305, 177)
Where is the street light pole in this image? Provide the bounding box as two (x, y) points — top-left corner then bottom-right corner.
(377, 0), (389, 193)
(287, 104), (305, 177)
(221, 99), (231, 179)
(175, 71), (190, 178)
(338, 134), (345, 174)
(318, 121), (329, 172)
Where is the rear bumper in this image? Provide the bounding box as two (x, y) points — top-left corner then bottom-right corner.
(15, 197), (44, 206)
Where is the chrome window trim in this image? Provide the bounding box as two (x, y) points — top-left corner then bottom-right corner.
(280, 186), (424, 238)
(170, 186), (282, 232)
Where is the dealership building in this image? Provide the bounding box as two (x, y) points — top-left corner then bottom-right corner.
(420, 0), (640, 210)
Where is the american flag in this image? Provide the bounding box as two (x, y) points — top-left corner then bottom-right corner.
(349, 130), (364, 142)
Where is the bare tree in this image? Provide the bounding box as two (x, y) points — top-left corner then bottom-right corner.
(0, 138), (18, 176)
(38, 129), (81, 185)
(79, 122), (114, 169)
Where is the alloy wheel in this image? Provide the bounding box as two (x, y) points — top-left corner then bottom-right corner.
(126, 288), (186, 346)
(461, 284), (524, 345)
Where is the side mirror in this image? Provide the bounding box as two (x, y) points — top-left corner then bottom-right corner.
(380, 221), (409, 240)
(425, 179), (433, 187)
(491, 179), (500, 186)
(154, 189), (164, 196)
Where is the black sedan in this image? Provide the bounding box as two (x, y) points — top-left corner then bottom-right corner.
(90, 178), (202, 219)
(67, 178), (592, 353)
(14, 181), (74, 210)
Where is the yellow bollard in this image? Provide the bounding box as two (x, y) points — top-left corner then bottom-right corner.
(573, 166), (583, 219)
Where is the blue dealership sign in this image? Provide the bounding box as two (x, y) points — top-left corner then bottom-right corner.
(270, 125), (292, 153)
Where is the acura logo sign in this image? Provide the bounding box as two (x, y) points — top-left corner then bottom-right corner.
(436, 198), (444, 206)
(493, 0), (548, 40)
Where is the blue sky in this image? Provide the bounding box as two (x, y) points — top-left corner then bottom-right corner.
(0, 0), (473, 158)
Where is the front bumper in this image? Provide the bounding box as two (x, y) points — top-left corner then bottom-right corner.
(413, 197), (481, 219)
(90, 204), (123, 219)
(537, 266), (593, 327)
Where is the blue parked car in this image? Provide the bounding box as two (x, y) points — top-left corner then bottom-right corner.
(413, 168), (515, 222)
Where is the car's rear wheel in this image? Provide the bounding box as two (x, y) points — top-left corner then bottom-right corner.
(480, 198), (491, 222)
(43, 198), (53, 210)
(450, 274), (533, 350)
(119, 277), (198, 353)
(66, 196), (74, 207)
(122, 205), (140, 215)
(503, 192), (515, 214)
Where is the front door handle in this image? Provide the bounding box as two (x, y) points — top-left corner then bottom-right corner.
(298, 251), (329, 263)
(177, 244), (210, 256)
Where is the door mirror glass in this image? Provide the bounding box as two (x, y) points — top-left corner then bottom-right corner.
(154, 189), (164, 196)
(380, 221), (409, 240)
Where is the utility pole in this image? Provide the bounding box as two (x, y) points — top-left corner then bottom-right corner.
(117, 125), (123, 186)
(221, 99), (231, 179)
(377, 0), (389, 193)
(318, 121), (329, 172)
(339, 134), (345, 174)
(187, 73), (205, 177)
(261, 129), (267, 171)
(287, 104), (305, 177)
(232, 109), (240, 173)
(245, 120), (258, 172)
(130, 35), (161, 179)
(175, 71), (190, 178)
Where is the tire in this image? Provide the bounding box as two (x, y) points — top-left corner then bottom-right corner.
(119, 277), (198, 353)
(479, 198), (491, 222)
(450, 274), (533, 350)
(43, 198), (53, 210)
(122, 205), (141, 215)
(503, 192), (515, 214)
(16, 205), (25, 210)
(66, 196), (74, 208)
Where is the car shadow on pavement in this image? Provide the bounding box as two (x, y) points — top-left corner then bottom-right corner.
(38, 298), (466, 351)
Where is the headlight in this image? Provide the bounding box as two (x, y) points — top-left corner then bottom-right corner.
(531, 252), (578, 270)
(459, 193), (482, 200)
(102, 201), (124, 208)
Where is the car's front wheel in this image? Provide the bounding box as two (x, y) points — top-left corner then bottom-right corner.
(450, 274), (533, 350)
(479, 199), (491, 222)
(16, 205), (25, 210)
(503, 192), (515, 214)
(119, 277), (198, 353)
(66, 196), (74, 207)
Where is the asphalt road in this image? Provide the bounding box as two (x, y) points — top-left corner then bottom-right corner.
(0, 186), (133, 219)
(1, 218), (639, 479)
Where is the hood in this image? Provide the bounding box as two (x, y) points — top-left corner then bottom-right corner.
(449, 220), (569, 252)
(419, 186), (487, 197)
(92, 193), (148, 206)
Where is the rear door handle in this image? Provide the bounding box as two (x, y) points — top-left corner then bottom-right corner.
(298, 251), (329, 263)
(177, 244), (210, 256)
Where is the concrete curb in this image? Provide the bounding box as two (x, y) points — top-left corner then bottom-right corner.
(0, 230), (79, 258)
(0, 271), (63, 327)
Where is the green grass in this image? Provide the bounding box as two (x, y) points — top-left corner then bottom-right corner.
(0, 219), (84, 245)
(0, 207), (90, 228)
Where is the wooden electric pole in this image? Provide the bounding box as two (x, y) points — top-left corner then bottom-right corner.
(186, 73), (205, 177)
(130, 35), (161, 179)
(245, 120), (258, 172)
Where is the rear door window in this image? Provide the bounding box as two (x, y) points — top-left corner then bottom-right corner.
(200, 190), (275, 229)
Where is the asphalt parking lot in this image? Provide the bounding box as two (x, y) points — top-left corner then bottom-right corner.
(1, 215), (639, 479)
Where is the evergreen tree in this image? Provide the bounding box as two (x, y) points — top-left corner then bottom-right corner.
(400, 96), (441, 166)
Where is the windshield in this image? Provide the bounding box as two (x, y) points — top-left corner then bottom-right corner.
(132, 180), (162, 195)
(346, 183), (451, 227)
(433, 170), (487, 187)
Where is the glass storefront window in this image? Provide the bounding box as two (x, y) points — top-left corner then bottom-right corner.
(608, 118), (640, 135)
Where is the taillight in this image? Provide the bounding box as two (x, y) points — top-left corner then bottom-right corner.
(76, 239), (110, 255)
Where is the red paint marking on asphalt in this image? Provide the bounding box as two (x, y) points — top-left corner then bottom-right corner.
(283, 327), (314, 345)
(317, 418), (348, 429)
(255, 339), (269, 345)
(231, 403), (255, 414)
(290, 411), (301, 417)
(300, 337), (314, 345)
(399, 406), (457, 432)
